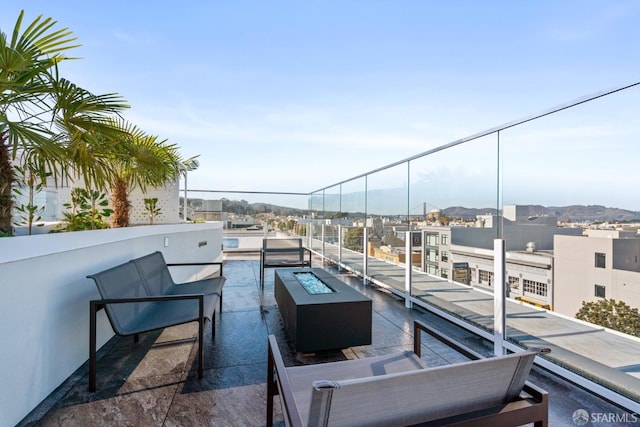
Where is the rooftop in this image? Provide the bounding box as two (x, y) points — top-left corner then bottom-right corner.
(18, 252), (631, 426)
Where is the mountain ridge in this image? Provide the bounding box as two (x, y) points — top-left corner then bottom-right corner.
(442, 205), (640, 222)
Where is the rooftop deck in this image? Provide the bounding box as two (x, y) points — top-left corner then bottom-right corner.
(19, 253), (631, 426)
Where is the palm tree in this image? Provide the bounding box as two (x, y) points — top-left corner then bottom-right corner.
(50, 77), (131, 189)
(2, 11), (186, 232)
(0, 133), (16, 234)
(107, 120), (182, 228)
(0, 11), (79, 234)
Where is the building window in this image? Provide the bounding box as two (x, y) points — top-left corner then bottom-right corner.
(595, 252), (606, 269)
(441, 234), (448, 245)
(440, 268), (449, 279)
(425, 233), (439, 246)
(425, 248), (438, 262)
(441, 251), (449, 262)
(595, 284), (606, 298)
(523, 279), (548, 297)
(426, 264), (438, 275)
(479, 270), (493, 285)
(508, 276), (520, 290)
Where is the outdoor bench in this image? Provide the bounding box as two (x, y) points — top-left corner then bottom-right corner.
(267, 319), (549, 427)
(87, 251), (225, 392)
(260, 238), (311, 287)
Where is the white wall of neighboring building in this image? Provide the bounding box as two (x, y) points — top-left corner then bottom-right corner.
(128, 181), (180, 225)
(13, 180), (180, 234)
(555, 232), (640, 318)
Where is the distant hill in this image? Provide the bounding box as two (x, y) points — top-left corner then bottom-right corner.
(443, 205), (640, 222)
(187, 197), (640, 222)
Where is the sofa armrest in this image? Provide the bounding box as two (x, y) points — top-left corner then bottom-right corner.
(267, 335), (304, 427)
(413, 319), (484, 360)
(166, 261), (224, 276)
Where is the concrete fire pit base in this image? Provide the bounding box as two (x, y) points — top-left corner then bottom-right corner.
(274, 268), (372, 352)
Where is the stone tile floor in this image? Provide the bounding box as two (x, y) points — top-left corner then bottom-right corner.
(18, 255), (633, 426)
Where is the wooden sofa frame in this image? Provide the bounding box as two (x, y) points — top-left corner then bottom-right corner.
(260, 238), (312, 288)
(87, 252), (225, 392)
(267, 319), (549, 427)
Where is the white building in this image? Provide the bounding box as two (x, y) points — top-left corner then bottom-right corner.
(554, 229), (640, 318)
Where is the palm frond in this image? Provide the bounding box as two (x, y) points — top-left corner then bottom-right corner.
(11, 11), (80, 58)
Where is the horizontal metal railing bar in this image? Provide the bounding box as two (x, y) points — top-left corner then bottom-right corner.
(180, 189), (309, 196)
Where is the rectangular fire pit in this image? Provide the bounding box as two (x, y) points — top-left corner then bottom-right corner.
(274, 268), (372, 352)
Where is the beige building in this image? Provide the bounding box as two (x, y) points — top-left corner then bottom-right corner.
(419, 205), (581, 310)
(554, 229), (640, 318)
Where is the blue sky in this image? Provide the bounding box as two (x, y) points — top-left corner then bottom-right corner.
(2, 1), (640, 208)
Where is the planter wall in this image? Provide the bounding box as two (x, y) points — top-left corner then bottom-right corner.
(0, 223), (223, 427)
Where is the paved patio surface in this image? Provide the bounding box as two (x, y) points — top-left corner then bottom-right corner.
(17, 254), (633, 426)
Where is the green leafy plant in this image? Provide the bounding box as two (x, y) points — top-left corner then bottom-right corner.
(344, 227), (364, 252)
(12, 166), (49, 235)
(55, 188), (113, 232)
(576, 298), (640, 337)
(143, 197), (161, 225)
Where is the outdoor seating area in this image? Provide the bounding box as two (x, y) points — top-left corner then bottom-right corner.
(87, 251), (225, 391)
(18, 254), (632, 426)
(267, 319), (549, 426)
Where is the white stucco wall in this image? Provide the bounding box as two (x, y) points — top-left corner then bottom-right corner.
(0, 222), (223, 427)
(128, 181), (180, 225)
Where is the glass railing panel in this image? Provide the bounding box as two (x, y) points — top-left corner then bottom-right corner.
(322, 224), (340, 262)
(308, 191), (324, 252)
(186, 190), (308, 250)
(321, 185), (341, 260)
(365, 163), (410, 293)
(407, 134), (499, 333)
(339, 225), (366, 276)
(337, 177), (367, 272)
(501, 85), (640, 403)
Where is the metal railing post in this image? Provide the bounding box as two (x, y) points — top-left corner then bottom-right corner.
(405, 231), (413, 309)
(363, 227), (368, 285)
(494, 238), (506, 356)
(338, 224), (343, 271)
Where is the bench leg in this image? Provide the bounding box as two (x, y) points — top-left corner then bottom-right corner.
(89, 301), (98, 392)
(211, 315), (216, 339)
(266, 340), (275, 427)
(198, 300), (204, 379)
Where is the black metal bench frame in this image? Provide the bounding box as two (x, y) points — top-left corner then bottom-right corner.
(267, 319), (549, 427)
(260, 238), (311, 288)
(87, 254), (225, 392)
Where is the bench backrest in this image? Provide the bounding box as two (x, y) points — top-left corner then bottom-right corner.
(262, 238), (304, 260)
(131, 251), (175, 295)
(263, 238), (303, 250)
(307, 351), (536, 427)
(87, 261), (150, 335)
